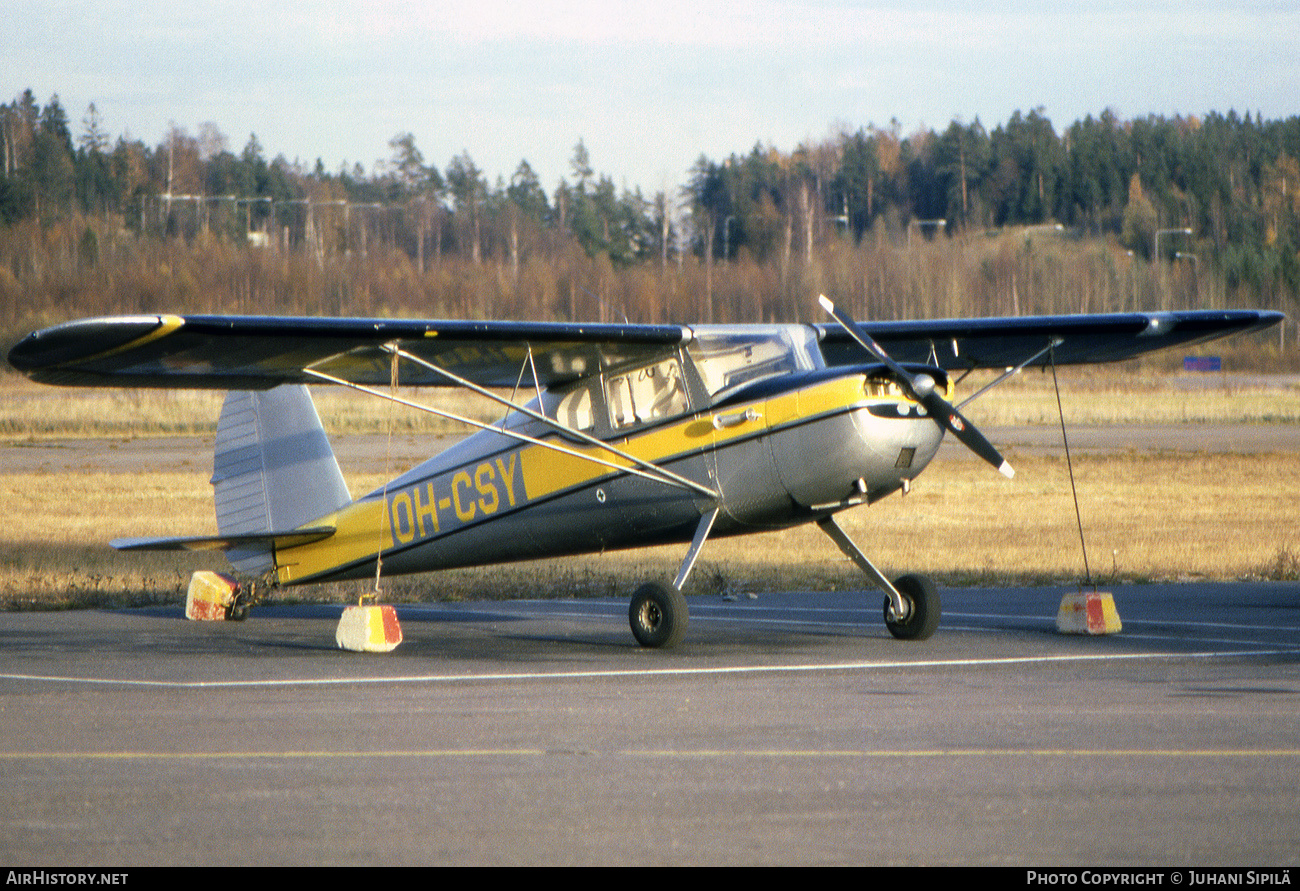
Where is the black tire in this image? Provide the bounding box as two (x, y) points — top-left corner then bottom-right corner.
(629, 582), (689, 648)
(883, 574), (940, 640)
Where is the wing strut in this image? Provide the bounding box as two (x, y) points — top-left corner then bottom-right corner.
(301, 365), (719, 501)
(383, 345), (718, 500)
(526, 345), (545, 411)
(955, 338), (1063, 411)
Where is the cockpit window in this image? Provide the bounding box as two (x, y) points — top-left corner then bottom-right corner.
(605, 357), (689, 430)
(556, 385), (595, 431)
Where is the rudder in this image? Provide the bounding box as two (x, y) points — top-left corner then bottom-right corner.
(212, 385), (351, 574)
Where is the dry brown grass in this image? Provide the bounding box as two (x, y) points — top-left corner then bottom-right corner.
(0, 375), (502, 439)
(2, 446), (1296, 611)
(4, 364), (1297, 441)
(3, 364), (1296, 608)
(964, 366), (1300, 426)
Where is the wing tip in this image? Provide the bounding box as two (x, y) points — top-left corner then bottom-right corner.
(8, 315), (182, 377)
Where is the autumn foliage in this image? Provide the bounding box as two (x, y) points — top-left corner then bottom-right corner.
(2, 91), (1297, 357)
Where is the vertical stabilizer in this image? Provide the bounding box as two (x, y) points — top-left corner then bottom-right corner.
(212, 385), (351, 574)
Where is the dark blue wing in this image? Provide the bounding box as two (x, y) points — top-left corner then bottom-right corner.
(9, 309), (1283, 389)
(8, 314), (691, 389)
(816, 310), (1283, 370)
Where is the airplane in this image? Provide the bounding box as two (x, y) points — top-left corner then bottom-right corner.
(6, 299), (1283, 647)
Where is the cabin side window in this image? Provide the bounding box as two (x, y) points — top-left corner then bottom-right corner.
(555, 384), (596, 432)
(605, 357), (689, 430)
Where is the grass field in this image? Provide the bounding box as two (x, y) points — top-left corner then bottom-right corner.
(3, 364), (1300, 438)
(2, 367), (1298, 609)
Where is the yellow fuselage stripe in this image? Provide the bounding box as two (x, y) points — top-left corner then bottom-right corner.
(275, 373), (896, 584)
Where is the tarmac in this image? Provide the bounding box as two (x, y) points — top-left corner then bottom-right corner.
(2, 418), (1298, 866)
(1, 583), (1298, 866)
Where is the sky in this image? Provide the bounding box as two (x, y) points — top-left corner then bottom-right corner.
(5, 1), (1299, 196)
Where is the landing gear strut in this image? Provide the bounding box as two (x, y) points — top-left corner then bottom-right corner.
(627, 508), (718, 648)
(817, 515), (941, 641)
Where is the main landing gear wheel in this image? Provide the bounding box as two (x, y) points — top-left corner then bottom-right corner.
(629, 581), (689, 649)
(883, 573), (940, 640)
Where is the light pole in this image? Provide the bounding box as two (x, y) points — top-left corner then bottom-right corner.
(1153, 227), (1192, 263)
(236, 197), (271, 240)
(1153, 228), (1192, 310)
(1176, 251), (1199, 305)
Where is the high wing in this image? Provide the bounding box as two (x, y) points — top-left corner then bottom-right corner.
(6, 314), (691, 389)
(7, 309), (1283, 389)
(817, 309), (1283, 370)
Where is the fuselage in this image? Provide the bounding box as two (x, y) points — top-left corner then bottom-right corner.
(272, 330), (947, 586)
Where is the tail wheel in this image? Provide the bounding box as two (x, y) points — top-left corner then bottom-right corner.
(629, 582), (689, 649)
(223, 580), (258, 622)
(883, 574), (940, 640)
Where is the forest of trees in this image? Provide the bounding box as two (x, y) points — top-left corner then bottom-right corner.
(1, 88), (1296, 356)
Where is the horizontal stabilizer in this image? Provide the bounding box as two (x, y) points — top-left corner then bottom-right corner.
(111, 527), (336, 553)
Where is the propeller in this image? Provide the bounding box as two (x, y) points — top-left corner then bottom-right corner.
(818, 294), (1014, 479)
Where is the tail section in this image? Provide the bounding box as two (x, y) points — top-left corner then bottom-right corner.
(212, 386), (351, 574)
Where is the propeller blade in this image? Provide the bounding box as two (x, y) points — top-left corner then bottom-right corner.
(818, 294), (909, 378)
(818, 294), (1014, 479)
(917, 389), (1015, 478)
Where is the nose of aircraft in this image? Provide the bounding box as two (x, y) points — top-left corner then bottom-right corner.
(909, 372), (937, 398)
(764, 372), (946, 509)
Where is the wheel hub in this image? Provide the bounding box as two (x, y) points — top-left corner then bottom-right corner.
(638, 602), (663, 631)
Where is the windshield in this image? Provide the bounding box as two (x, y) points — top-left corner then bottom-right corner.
(687, 325), (823, 400)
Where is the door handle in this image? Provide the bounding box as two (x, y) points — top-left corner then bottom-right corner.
(712, 408), (762, 430)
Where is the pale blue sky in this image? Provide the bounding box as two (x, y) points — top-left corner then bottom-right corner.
(5, 1), (1298, 195)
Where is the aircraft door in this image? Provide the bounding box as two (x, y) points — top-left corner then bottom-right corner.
(597, 354), (713, 545)
(687, 334), (801, 529)
(705, 397), (790, 528)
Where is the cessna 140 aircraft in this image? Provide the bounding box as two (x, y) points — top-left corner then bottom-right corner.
(7, 299), (1283, 647)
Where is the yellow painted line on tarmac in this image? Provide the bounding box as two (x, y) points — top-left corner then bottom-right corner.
(0, 648), (1295, 690)
(1, 748), (1298, 761)
(622, 748), (1300, 759)
(0, 749), (545, 760)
